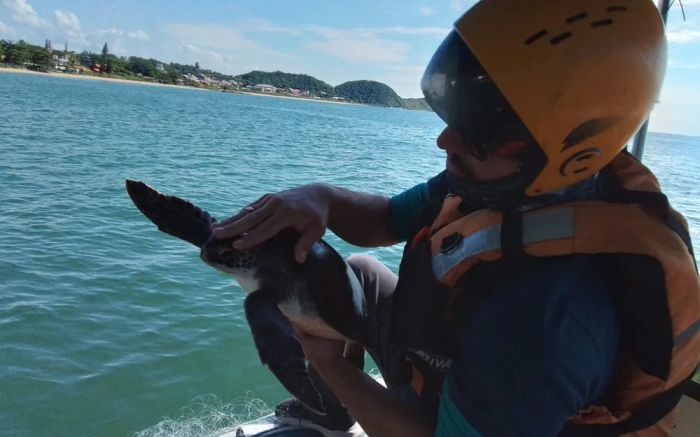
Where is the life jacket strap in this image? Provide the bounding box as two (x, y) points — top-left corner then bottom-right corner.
(559, 373), (695, 437)
(500, 208), (524, 258)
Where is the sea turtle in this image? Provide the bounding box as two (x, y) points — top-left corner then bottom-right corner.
(125, 180), (374, 415)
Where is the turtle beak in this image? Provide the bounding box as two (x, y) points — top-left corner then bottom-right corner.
(200, 237), (238, 267)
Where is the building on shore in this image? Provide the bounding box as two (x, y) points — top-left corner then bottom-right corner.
(254, 84), (276, 93)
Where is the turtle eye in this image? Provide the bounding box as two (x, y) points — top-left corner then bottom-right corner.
(218, 246), (234, 259)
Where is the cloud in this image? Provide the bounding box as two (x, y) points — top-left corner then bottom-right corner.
(97, 28), (150, 41)
(161, 23), (300, 74)
(222, 19), (445, 66)
(0, 0), (49, 28)
(450, 0), (478, 11)
(181, 43), (226, 64)
(650, 81), (700, 135)
(669, 59), (700, 69)
(51, 9), (89, 46)
(305, 29), (410, 63)
(418, 7), (436, 16)
(667, 29), (700, 43)
(54, 10), (79, 32)
(0, 19), (13, 34)
(164, 23), (260, 51)
(372, 26), (448, 36)
(239, 19), (447, 37)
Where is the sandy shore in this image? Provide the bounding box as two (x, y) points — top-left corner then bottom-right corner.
(233, 90), (359, 105)
(0, 66), (210, 91)
(0, 66), (361, 105)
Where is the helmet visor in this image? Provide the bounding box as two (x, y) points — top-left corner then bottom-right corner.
(421, 31), (531, 160)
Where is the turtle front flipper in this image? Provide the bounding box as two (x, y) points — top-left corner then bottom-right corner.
(244, 289), (326, 416)
(125, 180), (215, 248)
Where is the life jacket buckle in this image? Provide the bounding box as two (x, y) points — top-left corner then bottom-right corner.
(440, 233), (463, 254)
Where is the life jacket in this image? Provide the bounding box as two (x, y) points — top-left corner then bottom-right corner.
(391, 153), (700, 436)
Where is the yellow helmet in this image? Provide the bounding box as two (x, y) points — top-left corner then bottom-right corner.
(422, 0), (667, 196)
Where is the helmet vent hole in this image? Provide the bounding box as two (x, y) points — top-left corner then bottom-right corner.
(607, 6), (627, 13)
(591, 19), (614, 27)
(566, 12), (589, 24)
(550, 32), (573, 45)
(525, 29), (548, 45)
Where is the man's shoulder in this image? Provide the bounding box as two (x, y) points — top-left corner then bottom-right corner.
(389, 171), (450, 241)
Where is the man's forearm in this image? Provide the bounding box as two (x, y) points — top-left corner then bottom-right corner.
(320, 184), (397, 247)
(313, 358), (433, 437)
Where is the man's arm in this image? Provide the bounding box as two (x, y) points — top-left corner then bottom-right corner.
(212, 183), (396, 262)
(294, 329), (433, 437)
(212, 171), (450, 261)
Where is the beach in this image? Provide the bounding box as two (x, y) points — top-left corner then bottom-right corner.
(0, 66), (358, 104)
(0, 66), (208, 91)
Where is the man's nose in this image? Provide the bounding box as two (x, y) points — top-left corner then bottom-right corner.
(436, 126), (463, 151)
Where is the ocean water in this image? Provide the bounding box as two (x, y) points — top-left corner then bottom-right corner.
(1, 72), (698, 436)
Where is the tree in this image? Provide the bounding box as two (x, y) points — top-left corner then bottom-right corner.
(335, 80), (404, 107)
(101, 42), (109, 72)
(195, 61), (200, 71)
(5, 41), (31, 65)
(127, 56), (157, 77)
(29, 46), (53, 71)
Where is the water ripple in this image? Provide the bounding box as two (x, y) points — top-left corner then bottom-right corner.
(1, 72), (698, 436)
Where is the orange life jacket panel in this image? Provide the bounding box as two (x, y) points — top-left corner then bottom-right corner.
(402, 153), (700, 435)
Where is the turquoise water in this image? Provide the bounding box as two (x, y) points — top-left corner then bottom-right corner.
(1, 72), (698, 436)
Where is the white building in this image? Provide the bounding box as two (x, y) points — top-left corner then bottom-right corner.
(254, 84), (276, 93)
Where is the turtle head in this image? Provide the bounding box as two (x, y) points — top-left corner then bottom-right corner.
(199, 237), (269, 294)
(200, 237), (259, 272)
(199, 229), (299, 293)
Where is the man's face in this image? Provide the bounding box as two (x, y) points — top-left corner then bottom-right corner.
(437, 126), (520, 182)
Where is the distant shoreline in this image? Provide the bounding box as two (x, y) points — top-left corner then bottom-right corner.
(0, 66), (208, 91)
(0, 66), (361, 105)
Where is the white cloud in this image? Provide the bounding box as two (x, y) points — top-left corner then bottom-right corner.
(53, 9), (89, 45)
(181, 43), (226, 64)
(418, 7), (436, 16)
(450, 0), (478, 12)
(650, 81), (700, 135)
(305, 29), (410, 64)
(54, 10), (79, 32)
(669, 59), (700, 69)
(0, 0), (49, 28)
(128, 30), (149, 41)
(164, 23), (262, 52)
(163, 23), (298, 61)
(240, 20), (447, 37)
(161, 23), (300, 74)
(97, 28), (149, 41)
(372, 26), (448, 36)
(667, 29), (700, 43)
(0, 19), (13, 34)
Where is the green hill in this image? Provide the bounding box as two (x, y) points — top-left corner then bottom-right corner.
(235, 70), (335, 96)
(401, 98), (432, 111)
(334, 80), (404, 107)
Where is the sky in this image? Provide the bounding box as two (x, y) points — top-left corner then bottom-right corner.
(1, 0), (700, 136)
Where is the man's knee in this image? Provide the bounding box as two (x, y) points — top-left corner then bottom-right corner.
(347, 253), (380, 274)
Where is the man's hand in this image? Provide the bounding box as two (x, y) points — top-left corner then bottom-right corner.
(291, 328), (432, 437)
(211, 183), (332, 263)
(292, 327), (347, 370)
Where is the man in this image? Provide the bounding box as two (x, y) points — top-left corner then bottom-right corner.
(213, 1), (700, 435)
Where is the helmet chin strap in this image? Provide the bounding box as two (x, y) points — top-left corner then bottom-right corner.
(447, 164), (542, 213)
